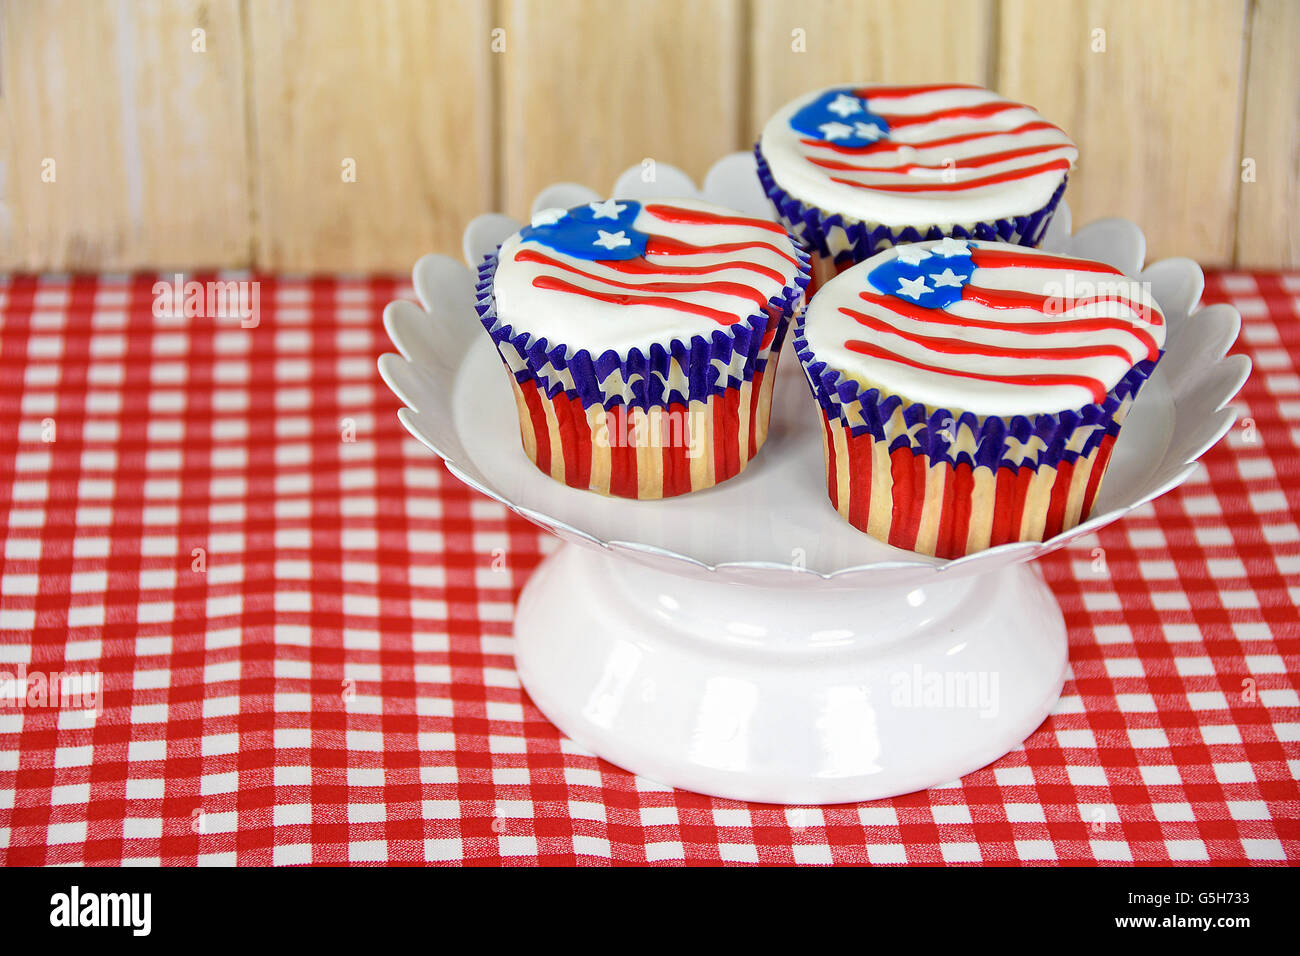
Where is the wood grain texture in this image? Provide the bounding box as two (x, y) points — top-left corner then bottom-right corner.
(748, 0), (995, 138)
(0, 0), (1294, 271)
(997, 0), (1250, 266)
(1235, 0), (1300, 268)
(0, 0), (252, 270)
(246, 0), (493, 271)
(499, 0), (742, 219)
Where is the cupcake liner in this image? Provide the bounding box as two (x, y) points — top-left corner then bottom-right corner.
(794, 313), (1160, 555)
(755, 143), (1067, 290)
(476, 242), (810, 498)
(509, 364), (785, 498)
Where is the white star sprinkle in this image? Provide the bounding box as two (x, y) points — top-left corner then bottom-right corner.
(931, 237), (971, 258)
(588, 199), (627, 220)
(895, 245), (931, 266)
(854, 121), (885, 141)
(593, 230), (631, 251)
(530, 207), (567, 227)
(818, 121), (855, 141)
(897, 275), (931, 300)
(826, 94), (862, 118)
(929, 268), (965, 288)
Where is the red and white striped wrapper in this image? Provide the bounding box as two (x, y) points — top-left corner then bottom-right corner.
(817, 395), (1134, 559)
(507, 315), (786, 499)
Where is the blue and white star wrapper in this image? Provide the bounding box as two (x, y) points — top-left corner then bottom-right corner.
(518, 199), (647, 261)
(789, 88), (892, 149)
(867, 238), (975, 309)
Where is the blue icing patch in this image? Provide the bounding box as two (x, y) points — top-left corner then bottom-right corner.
(789, 87), (891, 149)
(866, 241), (976, 310)
(517, 199), (647, 261)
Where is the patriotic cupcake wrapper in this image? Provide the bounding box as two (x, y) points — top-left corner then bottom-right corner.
(794, 316), (1159, 557)
(755, 144), (1067, 295)
(476, 245), (811, 498)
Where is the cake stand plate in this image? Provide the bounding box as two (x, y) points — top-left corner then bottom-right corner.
(379, 153), (1249, 804)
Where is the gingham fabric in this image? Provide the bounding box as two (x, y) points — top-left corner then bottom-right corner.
(0, 270), (1296, 867)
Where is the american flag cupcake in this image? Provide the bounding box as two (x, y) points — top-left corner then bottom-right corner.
(756, 83), (1077, 293)
(795, 238), (1164, 558)
(477, 198), (810, 498)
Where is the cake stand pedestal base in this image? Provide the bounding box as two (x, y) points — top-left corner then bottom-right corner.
(514, 543), (1067, 804)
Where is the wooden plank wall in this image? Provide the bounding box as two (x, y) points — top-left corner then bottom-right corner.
(1, 0), (1295, 271)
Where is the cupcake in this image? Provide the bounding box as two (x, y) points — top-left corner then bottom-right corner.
(756, 83), (1077, 292)
(795, 238), (1164, 558)
(476, 198), (810, 498)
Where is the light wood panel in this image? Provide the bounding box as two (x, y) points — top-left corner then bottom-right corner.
(997, 0), (1249, 266)
(499, 0), (743, 219)
(0, 0), (1294, 271)
(245, 0), (493, 271)
(0, 0), (251, 270)
(748, 0), (995, 138)
(1235, 0), (1300, 268)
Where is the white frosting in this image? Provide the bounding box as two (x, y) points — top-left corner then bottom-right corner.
(761, 84), (1078, 227)
(802, 239), (1165, 417)
(492, 198), (801, 355)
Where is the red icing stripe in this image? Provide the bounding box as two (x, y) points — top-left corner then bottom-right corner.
(644, 203), (788, 235)
(851, 295), (1161, 359)
(875, 101), (1025, 129)
(520, 379), (551, 476)
(963, 287), (1161, 346)
(970, 248), (1120, 275)
(799, 121), (1060, 156)
(843, 341), (1109, 403)
(808, 143), (1073, 174)
(645, 235), (799, 270)
(531, 276), (741, 326)
(843, 312), (1139, 364)
(517, 245), (786, 285)
(517, 249), (771, 309)
(830, 158), (1071, 192)
(854, 83), (983, 100)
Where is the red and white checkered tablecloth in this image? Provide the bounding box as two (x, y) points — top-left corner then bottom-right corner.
(0, 270), (1296, 867)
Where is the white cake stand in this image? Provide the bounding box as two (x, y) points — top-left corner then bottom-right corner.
(378, 154), (1250, 805)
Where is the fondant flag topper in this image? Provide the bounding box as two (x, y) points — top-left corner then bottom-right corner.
(789, 87), (892, 149)
(517, 200), (647, 261)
